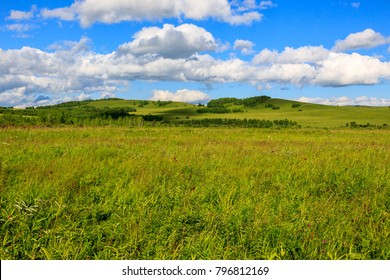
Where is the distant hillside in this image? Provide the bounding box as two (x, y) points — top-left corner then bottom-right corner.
(1, 97), (389, 128)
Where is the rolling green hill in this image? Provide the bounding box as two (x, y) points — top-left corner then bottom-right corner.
(1, 97), (389, 128)
(88, 97), (390, 128)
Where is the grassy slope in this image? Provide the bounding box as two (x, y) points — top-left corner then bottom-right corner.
(88, 98), (390, 128)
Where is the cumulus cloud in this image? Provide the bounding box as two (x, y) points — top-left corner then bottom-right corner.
(333, 28), (389, 52)
(252, 48), (278, 64)
(277, 46), (330, 64)
(0, 38), (125, 107)
(7, 5), (37, 20)
(298, 96), (390, 106)
(150, 89), (211, 103)
(253, 46), (330, 64)
(41, 7), (76, 21)
(2, 25), (390, 107)
(118, 24), (217, 59)
(313, 52), (390, 86)
(40, 0), (263, 27)
(252, 44), (390, 86)
(5, 6), (38, 37)
(234, 39), (255, 55)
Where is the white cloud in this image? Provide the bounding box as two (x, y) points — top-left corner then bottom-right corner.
(41, 7), (76, 21)
(256, 83), (272, 91)
(333, 28), (389, 52)
(39, 0), (263, 27)
(253, 46), (329, 64)
(252, 48), (278, 64)
(242, 0), (258, 10)
(252, 45), (390, 86)
(2, 26), (390, 108)
(0, 87), (29, 107)
(351, 2), (360, 9)
(118, 24), (217, 59)
(18, 93), (92, 108)
(100, 92), (117, 99)
(298, 96), (390, 106)
(313, 52), (390, 86)
(0, 39), (125, 107)
(7, 5), (37, 20)
(150, 89), (211, 103)
(259, 1), (278, 9)
(234, 39), (255, 55)
(277, 46), (330, 64)
(234, 0), (276, 11)
(256, 63), (318, 85)
(6, 24), (35, 33)
(5, 6), (38, 37)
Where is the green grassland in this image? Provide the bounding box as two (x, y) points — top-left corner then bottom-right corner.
(0, 97), (389, 260)
(1, 126), (389, 259)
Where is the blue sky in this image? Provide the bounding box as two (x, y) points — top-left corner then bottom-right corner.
(1, 0), (390, 107)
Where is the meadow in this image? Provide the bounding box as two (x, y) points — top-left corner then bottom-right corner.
(1, 126), (389, 259)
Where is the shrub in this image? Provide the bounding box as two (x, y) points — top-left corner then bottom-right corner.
(291, 103), (302, 108)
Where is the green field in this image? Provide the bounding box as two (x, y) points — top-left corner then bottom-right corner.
(2, 97), (389, 128)
(85, 98), (390, 128)
(1, 126), (389, 259)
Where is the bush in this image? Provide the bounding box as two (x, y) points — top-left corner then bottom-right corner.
(169, 118), (299, 128)
(346, 121), (389, 129)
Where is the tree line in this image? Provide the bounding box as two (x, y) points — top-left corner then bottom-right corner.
(207, 95), (271, 108)
(197, 95), (272, 114)
(166, 118), (300, 128)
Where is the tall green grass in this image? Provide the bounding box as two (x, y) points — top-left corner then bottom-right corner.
(1, 127), (389, 259)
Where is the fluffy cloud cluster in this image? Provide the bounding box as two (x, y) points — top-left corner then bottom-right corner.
(253, 46), (330, 64)
(333, 28), (390, 52)
(234, 39), (255, 55)
(1, 26), (390, 107)
(40, 0), (270, 27)
(5, 5), (38, 37)
(7, 5), (36, 20)
(118, 24), (217, 59)
(253, 45), (390, 86)
(150, 89), (211, 103)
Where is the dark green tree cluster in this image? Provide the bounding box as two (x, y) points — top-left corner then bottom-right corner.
(207, 95), (271, 108)
(0, 102), (142, 126)
(138, 101), (150, 107)
(168, 118), (299, 128)
(137, 114), (164, 121)
(291, 103), (302, 108)
(201, 95), (271, 114)
(156, 100), (173, 107)
(265, 103), (280, 110)
(346, 121), (389, 129)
